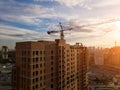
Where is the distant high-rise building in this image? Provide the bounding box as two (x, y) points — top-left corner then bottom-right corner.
(1, 46), (8, 60)
(104, 46), (120, 72)
(88, 47), (105, 66)
(94, 47), (104, 65)
(12, 37), (89, 90)
(88, 47), (95, 66)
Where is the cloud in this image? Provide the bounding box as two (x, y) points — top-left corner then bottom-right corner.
(0, 33), (24, 37)
(56, 0), (84, 7)
(1, 0), (120, 48)
(68, 17), (120, 33)
(57, 0), (120, 9)
(1, 0), (120, 29)
(0, 0), (55, 25)
(0, 24), (51, 40)
(33, 0), (92, 9)
(46, 17), (120, 42)
(0, 34), (23, 40)
(90, 0), (120, 8)
(34, 0), (120, 9)
(56, 0), (92, 9)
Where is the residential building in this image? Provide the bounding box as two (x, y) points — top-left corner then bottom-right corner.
(104, 46), (120, 72)
(88, 47), (106, 66)
(94, 47), (104, 65)
(12, 35), (89, 90)
(88, 47), (95, 66)
(1, 46), (8, 60)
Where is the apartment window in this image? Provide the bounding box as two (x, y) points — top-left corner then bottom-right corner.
(67, 50), (69, 52)
(33, 79), (34, 83)
(51, 67), (53, 71)
(40, 64), (42, 67)
(51, 56), (53, 60)
(51, 50), (53, 54)
(28, 58), (30, 63)
(51, 84), (53, 88)
(44, 51), (45, 54)
(33, 58), (35, 63)
(36, 58), (38, 62)
(33, 51), (35, 55)
(67, 63), (70, 66)
(67, 55), (69, 57)
(24, 51), (26, 55)
(33, 65), (35, 69)
(36, 78), (38, 82)
(40, 57), (42, 61)
(51, 79), (53, 82)
(27, 87), (30, 90)
(36, 51), (38, 55)
(36, 71), (38, 75)
(36, 64), (38, 68)
(67, 59), (69, 61)
(71, 88), (74, 90)
(23, 51), (26, 56)
(33, 72), (35, 76)
(67, 81), (69, 84)
(36, 85), (38, 89)
(40, 51), (42, 54)
(33, 86), (35, 90)
(22, 57), (26, 62)
(28, 64), (30, 68)
(51, 61), (53, 65)
(23, 71), (26, 76)
(40, 83), (42, 86)
(40, 76), (42, 80)
(28, 51), (30, 56)
(40, 70), (42, 74)
(51, 73), (53, 76)
(22, 64), (26, 68)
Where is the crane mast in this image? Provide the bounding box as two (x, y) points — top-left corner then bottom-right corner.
(59, 22), (64, 40)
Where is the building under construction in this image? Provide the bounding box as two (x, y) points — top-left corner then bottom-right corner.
(12, 24), (89, 90)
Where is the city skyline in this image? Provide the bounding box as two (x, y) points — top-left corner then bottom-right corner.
(1, 0), (120, 49)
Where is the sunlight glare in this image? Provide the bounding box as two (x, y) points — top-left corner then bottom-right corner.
(111, 31), (120, 40)
(114, 21), (120, 29)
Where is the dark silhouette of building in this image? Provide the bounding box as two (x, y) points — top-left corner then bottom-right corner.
(12, 36), (89, 90)
(1, 46), (8, 60)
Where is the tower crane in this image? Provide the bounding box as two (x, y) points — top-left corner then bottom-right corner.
(47, 19), (120, 90)
(47, 22), (73, 40)
(47, 19), (120, 39)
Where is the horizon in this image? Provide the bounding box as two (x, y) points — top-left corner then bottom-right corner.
(0, 39), (119, 50)
(1, 0), (120, 49)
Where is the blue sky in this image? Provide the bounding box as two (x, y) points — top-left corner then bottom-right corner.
(1, 0), (120, 49)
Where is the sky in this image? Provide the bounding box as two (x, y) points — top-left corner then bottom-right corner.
(1, 0), (120, 49)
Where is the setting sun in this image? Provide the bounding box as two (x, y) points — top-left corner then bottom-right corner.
(115, 21), (120, 28)
(112, 21), (120, 41)
(111, 31), (120, 40)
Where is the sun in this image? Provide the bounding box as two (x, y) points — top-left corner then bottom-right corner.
(112, 31), (120, 39)
(114, 21), (120, 28)
(108, 21), (120, 41)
